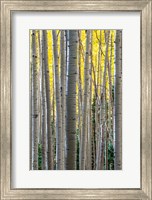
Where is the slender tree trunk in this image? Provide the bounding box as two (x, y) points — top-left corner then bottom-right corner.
(96, 37), (101, 169)
(100, 31), (110, 170)
(96, 31), (102, 170)
(92, 129), (96, 170)
(52, 30), (63, 170)
(77, 32), (82, 169)
(60, 30), (66, 169)
(43, 30), (54, 170)
(105, 88), (109, 170)
(52, 72), (55, 169)
(31, 30), (39, 170)
(30, 32), (33, 170)
(107, 33), (114, 169)
(78, 31), (84, 169)
(114, 30), (122, 170)
(41, 30), (48, 170)
(87, 31), (92, 170)
(108, 33), (114, 143)
(65, 30), (69, 163)
(80, 30), (91, 170)
(66, 30), (78, 170)
(94, 57), (99, 170)
(37, 31), (41, 145)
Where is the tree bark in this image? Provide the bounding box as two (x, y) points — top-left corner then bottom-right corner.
(87, 31), (92, 170)
(99, 31), (110, 170)
(66, 30), (78, 170)
(31, 30), (39, 170)
(41, 30), (48, 170)
(107, 33), (113, 143)
(96, 31), (102, 170)
(80, 30), (91, 170)
(77, 31), (82, 169)
(60, 30), (66, 169)
(114, 30), (122, 170)
(78, 31), (84, 169)
(43, 30), (54, 170)
(52, 30), (63, 170)
(37, 31), (41, 145)
(30, 31), (33, 170)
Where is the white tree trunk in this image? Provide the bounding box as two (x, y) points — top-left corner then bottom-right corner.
(78, 31), (83, 169)
(77, 32), (82, 169)
(107, 33), (113, 143)
(80, 30), (91, 170)
(87, 31), (92, 170)
(114, 30), (122, 170)
(60, 30), (66, 169)
(98, 31), (110, 170)
(52, 30), (63, 170)
(66, 30), (78, 170)
(43, 30), (54, 170)
(41, 30), (48, 170)
(31, 30), (39, 170)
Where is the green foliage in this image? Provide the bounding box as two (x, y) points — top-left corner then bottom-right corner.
(112, 85), (114, 101)
(108, 142), (114, 170)
(38, 143), (42, 170)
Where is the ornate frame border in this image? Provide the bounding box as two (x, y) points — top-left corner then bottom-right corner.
(0, 0), (151, 199)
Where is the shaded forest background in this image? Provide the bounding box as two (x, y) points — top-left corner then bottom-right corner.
(30, 30), (122, 170)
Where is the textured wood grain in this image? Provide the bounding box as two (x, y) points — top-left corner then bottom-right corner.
(0, 0), (151, 199)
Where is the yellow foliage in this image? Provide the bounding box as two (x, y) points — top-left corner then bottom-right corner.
(31, 29), (116, 114)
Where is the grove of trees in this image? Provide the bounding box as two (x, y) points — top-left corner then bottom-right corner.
(30, 29), (122, 170)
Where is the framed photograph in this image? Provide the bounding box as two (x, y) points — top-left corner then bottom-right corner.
(0, 0), (151, 199)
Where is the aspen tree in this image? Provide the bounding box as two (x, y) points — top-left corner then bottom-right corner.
(78, 31), (84, 168)
(77, 31), (82, 169)
(99, 31), (110, 170)
(94, 57), (99, 170)
(60, 30), (66, 169)
(96, 31), (102, 170)
(37, 31), (41, 145)
(114, 30), (122, 170)
(30, 32), (33, 170)
(43, 30), (54, 169)
(52, 30), (63, 170)
(41, 30), (48, 169)
(31, 30), (39, 170)
(66, 30), (78, 170)
(80, 30), (91, 170)
(108, 34), (113, 142)
(103, 31), (110, 169)
(87, 31), (92, 170)
(105, 85), (108, 170)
